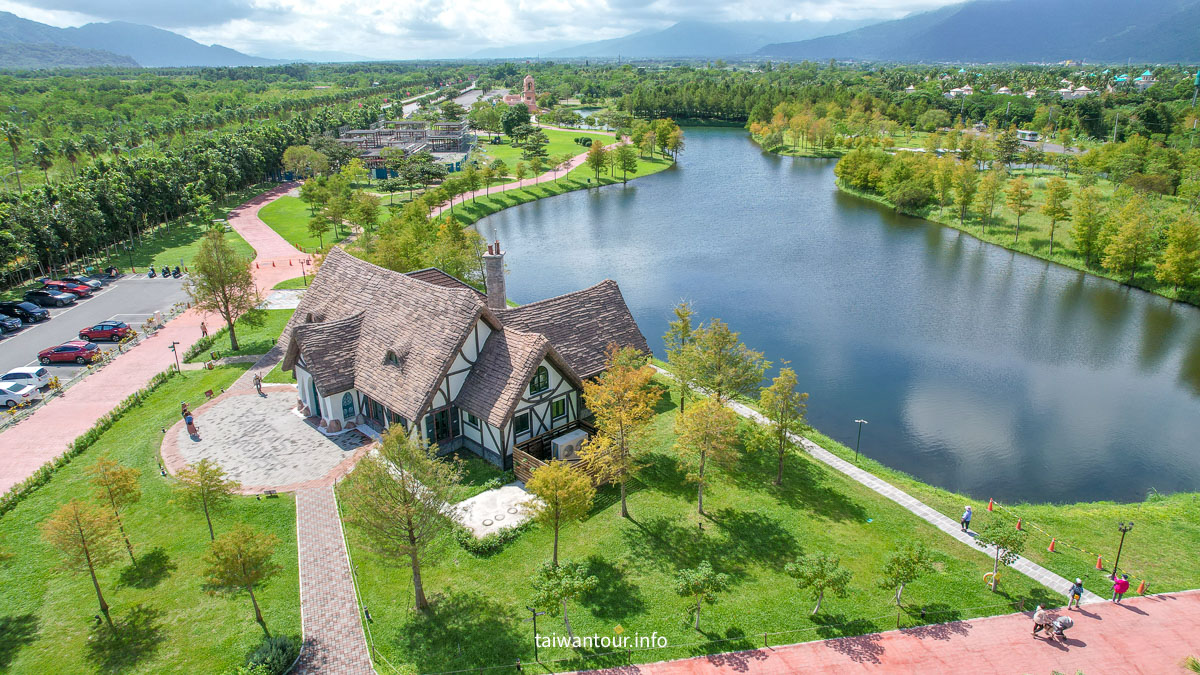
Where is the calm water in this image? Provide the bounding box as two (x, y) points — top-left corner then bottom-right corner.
(481, 127), (1200, 504)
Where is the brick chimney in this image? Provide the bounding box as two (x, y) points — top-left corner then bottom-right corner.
(483, 239), (506, 310)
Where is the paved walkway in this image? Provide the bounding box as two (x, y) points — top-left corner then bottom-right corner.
(577, 590), (1200, 674)
(294, 486), (374, 675)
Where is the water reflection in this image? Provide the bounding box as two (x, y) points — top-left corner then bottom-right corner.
(480, 127), (1200, 503)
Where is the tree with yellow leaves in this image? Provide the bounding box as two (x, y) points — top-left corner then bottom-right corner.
(674, 398), (739, 516)
(87, 456), (141, 564)
(41, 500), (120, 628)
(525, 461), (595, 566)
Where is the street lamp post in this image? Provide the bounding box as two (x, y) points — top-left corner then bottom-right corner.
(524, 606), (546, 663)
(1111, 521), (1133, 579)
(169, 341), (181, 373)
(854, 419), (868, 463)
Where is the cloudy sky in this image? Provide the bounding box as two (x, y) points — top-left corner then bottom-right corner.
(1, 0), (959, 58)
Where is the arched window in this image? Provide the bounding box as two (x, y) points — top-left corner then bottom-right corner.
(341, 392), (355, 420)
(305, 312), (313, 323)
(385, 350), (399, 366)
(529, 365), (549, 395)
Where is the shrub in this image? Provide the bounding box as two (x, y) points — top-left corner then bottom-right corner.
(246, 635), (299, 674)
(454, 520), (533, 557)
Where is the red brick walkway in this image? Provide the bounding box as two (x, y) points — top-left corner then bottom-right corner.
(577, 590), (1200, 675)
(295, 485), (374, 675)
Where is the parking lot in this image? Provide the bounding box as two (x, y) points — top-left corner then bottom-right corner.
(0, 275), (192, 383)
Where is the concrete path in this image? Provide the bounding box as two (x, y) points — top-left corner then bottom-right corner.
(576, 589), (1200, 675)
(294, 486), (374, 675)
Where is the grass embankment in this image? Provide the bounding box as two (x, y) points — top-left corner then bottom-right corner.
(445, 154), (675, 229)
(184, 309), (293, 363)
(472, 128), (615, 186)
(272, 276), (309, 290)
(0, 365), (300, 674)
(344, 385), (1053, 674)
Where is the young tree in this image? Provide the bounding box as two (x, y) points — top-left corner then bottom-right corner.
(185, 230), (259, 352)
(340, 428), (462, 611)
(522, 129), (550, 161)
(973, 522), (1027, 592)
(529, 560), (597, 640)
(1041, 176), (1072, 254)
(674, 560), (729, 631)
(579, 347), (660, 519)
(175, 459), (240, 541)
(307, 213), (331, 249)
(614, 144), (639, 184)
(674, 398), (739, 516)
(41, 500), (120, 628)
(1156, 215), (1200, 292)
(975, 168), (1004, 234)
(585, 139), (608, 183)
(87, 456), (141, 564)
(1103, 195), (1153, 284)
(683, 319), (770, 405)
(30, 138), (54, 183)
(350, 192), (381, 235)
(880, 543), (934, 606)
(204, 524), (281, 636)
(933, 158), (955, 216)
(514, 161), (528, 184)
(993, 128), (1021, 170)
(550, 153), (573, 184)
(1071, 186), (1105, 266)
(1005, 176), (1033, 243)
(0, 120), (22, 193)
(663, 301), (696, 414)
(759, 367), (809, 486)
(524, 462), (595, 566)
(952, 161), (979, 227)
(784, 553), (853, 615)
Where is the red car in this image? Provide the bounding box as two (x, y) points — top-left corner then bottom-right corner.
(38, 340), (100, 365)
(42, 280), (92, 298)
(79, 320), (131, 342)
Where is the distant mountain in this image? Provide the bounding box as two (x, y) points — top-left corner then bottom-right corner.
(757, 0), (1200, 63)
(471, 40), (585, 59)
(546, 19), (879, 59)
(0, 11), (280, 67)
(0, 42), (139, 69)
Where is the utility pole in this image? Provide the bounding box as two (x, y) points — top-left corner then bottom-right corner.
(1113, 112), (1119, 143)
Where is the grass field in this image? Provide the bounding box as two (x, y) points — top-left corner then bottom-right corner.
(257, 196), (331, 253)
(344, 385), (1055, 674)
(183, 309), (293, 363)
(473, 128), (615, 186)
(0, 365), (300, 675)
(272, 276), (310, 290)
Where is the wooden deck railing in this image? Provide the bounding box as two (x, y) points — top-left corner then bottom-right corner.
(512, 419), (601, 485)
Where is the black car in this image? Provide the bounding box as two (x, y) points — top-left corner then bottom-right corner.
(23, 289), (76, 307)
(0, 301), (49, 323)
(0, 315), (20, 334)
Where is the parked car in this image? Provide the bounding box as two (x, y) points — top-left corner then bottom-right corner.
(79, 320), (130, 342)
(1, 366), (51, 389)
(38, 340), (100, 365)
(0, 315), (21, 334)
(0, 382), (39, 408)
(42, 280), (92, 297)
(60, 275), (104, 289)
(23, 289), (76, 307)
(0, 300), (50, 322)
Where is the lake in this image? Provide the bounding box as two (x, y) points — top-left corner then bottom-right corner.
(479, 126), (1200, 504)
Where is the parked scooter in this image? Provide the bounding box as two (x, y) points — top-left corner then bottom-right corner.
(147, 267), (156, 278)
(161, 266), (170, 278)
(172, 266), (181, 278)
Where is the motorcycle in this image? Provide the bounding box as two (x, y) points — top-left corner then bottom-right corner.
(147, 267), (156, 278)
(172, 266), (182, 278)
(161, 266), (170, 278)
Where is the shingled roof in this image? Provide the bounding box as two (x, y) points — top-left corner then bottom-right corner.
(406, 268), (485, 298)
(495, 280), (649, 379)
(293, 312), (363, 397)
(456, 329), (581, 428)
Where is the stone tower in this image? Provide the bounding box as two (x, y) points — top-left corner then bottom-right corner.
(483, 240), (506, 310)
(522, 75), (537, 111)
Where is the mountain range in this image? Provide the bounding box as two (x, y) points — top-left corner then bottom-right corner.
(758, 0), (1200, 63)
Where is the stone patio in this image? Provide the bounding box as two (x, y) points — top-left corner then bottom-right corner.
(162, 386), (372, 493)
(456, 481), (537, 537)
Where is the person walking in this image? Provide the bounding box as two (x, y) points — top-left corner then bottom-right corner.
(200, 321), (208, 338)
(1112, 574), (1130, 603)
(253, 373), (263, 396)
(960, 505), (973, 532)
(1031, 604), (1048, 636)
(1067, 578), (1085, 609)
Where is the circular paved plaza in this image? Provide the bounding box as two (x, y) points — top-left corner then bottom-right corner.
(162, 386), (372, 492)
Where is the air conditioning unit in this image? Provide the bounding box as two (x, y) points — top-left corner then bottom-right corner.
(551, 429), (588, 461)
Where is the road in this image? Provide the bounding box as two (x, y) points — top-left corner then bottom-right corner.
(0, 275), (191, 380)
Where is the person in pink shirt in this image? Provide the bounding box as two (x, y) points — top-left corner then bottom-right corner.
(1112, 574), (1130, 603)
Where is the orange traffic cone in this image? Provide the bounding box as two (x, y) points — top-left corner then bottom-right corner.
(987, 499), (994, 512)
(1015, 518), (1022, 531)
(289, 259), (293, 266)
(272, 261), (276, 267)
(1096, 555), (1103, 570)
(255, 262), (259, 268)
(1136, 580), (1146, 594)
(1047, 538), (1056, 552)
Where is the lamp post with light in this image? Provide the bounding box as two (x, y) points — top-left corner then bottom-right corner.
(853, 419), (868, 463)
(1112, 521), (1133, 580)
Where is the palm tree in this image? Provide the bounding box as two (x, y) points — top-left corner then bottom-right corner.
(58, 138), (80, 179)
(0, 120), (23, 193)
(80, 133), (103, 161)
(30, 139), (54, 184)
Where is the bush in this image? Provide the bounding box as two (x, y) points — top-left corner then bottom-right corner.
(247, 635), (299, 674)
(454, 520), (533, 557)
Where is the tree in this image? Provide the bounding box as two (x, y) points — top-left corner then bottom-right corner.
(784, 553), (852, 615)
(614, 144), (639, 184)
(1041, 176), (1072, 255)
(973, 522), (1027, 592)
(501, 104), (531, 138)
(529, 560), (597, 640)
(550, 153), (573, 184)
(307, 212), (331, 249)
(0, 120), (22, 193)
(186, 231), (259, 352)
(282, 145), (328, 179)
(41, 500), (120, 628)
(1156, 215), (1200, 292)
(933, 158), (955, 216)
(674, 560), (729, 631)
(340, 428), (461, 611)
(993, 128), (1021, 170)
(524, 461), (595, 566)
(579, 346), (660, 519)
(58, 138), (80, 179)
(880, 543), (934, 605)
(514, 161), (528, 184)
(952, 161), (979, 227)
(759, 367), (808, 486)
(585, 138), (608, 183)
(1005, 176), (1033, 243)
(30, 138), (54, 183)
(204, 524), (281, 636)
(663, 301), (696, 414)
(87, 456), (141, 564)
(681, 318), (770, 405)
(674, 398), (739, 516)
(175, 459), (239, 541)
(975, 169), (1004, 234)
(1071, 186), (1105, 266)
(522, 129), (549, 161)
(349, 192), (381, 235)
(1103, 195), (1154, 284)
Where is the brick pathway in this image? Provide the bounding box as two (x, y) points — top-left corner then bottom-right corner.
(294, 486), (374, 675)
(576, 589), (1200, 675)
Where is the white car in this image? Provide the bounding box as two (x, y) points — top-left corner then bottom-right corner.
(1, 366), (51, 389)
(0, 381), (38, 408)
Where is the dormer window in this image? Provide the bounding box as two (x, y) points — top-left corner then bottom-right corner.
(385, 350), (400, 366)
(529, 366), (549, 395)
(306, 313), (314, 323)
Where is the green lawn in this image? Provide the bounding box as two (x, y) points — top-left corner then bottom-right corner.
(183, 309), (294, 363)
(473, 128), (614, 186)
(447, 450), (513, 503)
(261, 362), (293, 384)
(0, 365), (300, 675)
(344, 385), (1054, 674)
(272, 276), (310, 290)
(258, 196), (329, 253)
